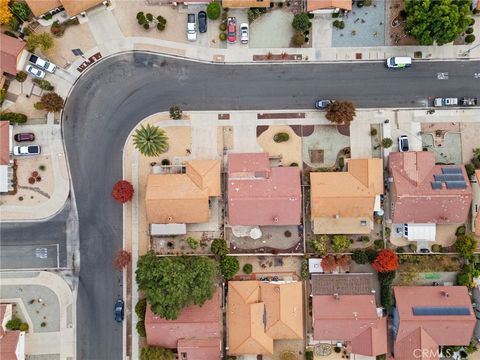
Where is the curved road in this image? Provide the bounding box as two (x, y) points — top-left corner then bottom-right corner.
(63, 52), (480, 359)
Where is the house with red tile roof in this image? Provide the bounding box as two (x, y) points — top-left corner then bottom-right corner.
(0, 304), (25, 360)
(393, 286), (475, 360)
(307, 0), (352, 13)
(0, 34), (27, 77)
(25, 0), (105, 18)
(0, 121), (13, 193)
(227, 153), (301, 226)
(144, 288), (222, 360)
(312, 294), (387, 358)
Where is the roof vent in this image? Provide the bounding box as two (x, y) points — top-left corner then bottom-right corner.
(333, 293), (340, 300)
(167, 216), (173, 222)
(441, 290), (449, 298)
(273, 217), (279, 223)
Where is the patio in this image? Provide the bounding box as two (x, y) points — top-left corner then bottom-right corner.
(302, 125), (350, 168)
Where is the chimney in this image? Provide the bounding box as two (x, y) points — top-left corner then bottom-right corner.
(333, 293), (340, 300)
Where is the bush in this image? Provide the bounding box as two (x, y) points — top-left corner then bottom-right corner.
(157, 22), (165, 31)
(143, 23), (149, 30)
(455, 225), (466, 236)
(331, 235), (350, 252)
(466, 27), (474, 34)
(273, 132), (290, 143)
(206, 2), (221, 20)
(469, 18), (475, 26)
(301, 258), (309, 280)
(352, 249), (369, 264)
(169, 105), (182, 120)
(243, 263), (253, 274)
(292, 13), (310, 32)
(374, 240), (384, 250)
(8, 17), (20, 31)
(146, 13), (153, 21)
(186, 236), (199, 250)
(370, 128), (378, 136)
(136, 11), (144, 19)
(465, 163), (475, 177)
(39, 164), (46, 171)
(311, 235), (328, 256)
(136, 320), (146, 337)
(334, 347), (341, 353)
(211, 238), (228, 256)
(364, 0), (372, 6)
(19, 323), (29, 331)
(465, 34), (475, 43)
(338, 157), (345, 169)
(161, 159), (170, 166)
(34, 102), (44, 110)
(135, 298), (147, 320)
(39, 92), (64, 112)
(50, 20), (65, 37)
(16, 71), (27, 82)
(138, 14), (146, 25)
(305, 349), (314, 360)
(219, 22), (227, 31)
(360, 235), (370, 243)
(378, 271), (395, 309)
(409, 244), (417, 252)
(396, 247), (405, 254)
(333, 20), (345, 29)
(11, 2), (30, 20)
(0, 112), (27, 124)
(291, 31), (305, 47)
(6, 317), (22, 330)
(366, 248), (378, 263)
(32, 78), (54, 91)
(220, 256), (239, 280)
(111, 180), (134, 203)
(431, 244), (442, 253)
(40, 322), (47, 327)
(381, 138), (393, 148)
(219, 32), (227, 41)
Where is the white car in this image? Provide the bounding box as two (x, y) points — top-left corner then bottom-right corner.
(187, 13), (197, 41)
(13, 145), (41, 156)
(240, 23), (249, 44)
(25, 65), (45, 79)
(29, 54), (56, 73)
(398, 135), (409, 152)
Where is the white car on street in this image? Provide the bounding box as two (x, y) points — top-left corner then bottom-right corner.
(25, 65), (46, 79)
(240, 23), (249, 44)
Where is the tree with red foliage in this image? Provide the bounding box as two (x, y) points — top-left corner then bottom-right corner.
(321, 255), (337, 273)
(113, 250), (132, 270)
(111, 180), (134, 203)
(372, 249), (398, 273)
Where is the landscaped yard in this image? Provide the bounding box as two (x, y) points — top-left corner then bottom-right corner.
(257, 125), (302, 168)
(249, 9), (295, 48)
(302, 125), (350, 168)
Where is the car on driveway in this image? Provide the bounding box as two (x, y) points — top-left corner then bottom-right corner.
(115, 299), (124, 322)
(398, 135), (409, 152)
(227, 17), (236, 43)
(25, 65), (45, 79)
(13, 145), (41, 156)
(29, 54), (56, 73)
(198, 11), (207, 33)
(187, 14), (197, 41)
(14, 133), (35, 142)
(315, 99), (334, 109)
(434, 97), (458, 107)
(240, 23), (249, 44)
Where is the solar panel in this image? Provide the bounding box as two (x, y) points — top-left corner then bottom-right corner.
(445, 181), (467, 189)
(412, 306), (470, 316)
(431, 181), (442, 190)
(434, 174), (465, 181)
(442, 167), (463, 174)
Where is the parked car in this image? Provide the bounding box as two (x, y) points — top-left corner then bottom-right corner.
(398, 135), (409, 152)
(240, 23), (249, 44)
(13, 145), (41, 156)
(14, 133), (35, 142)
(385, 56), (412, 69)
(460, 97), (478, 106)
(227, 17), (236, 43)
(29, 54), (56, 73)
(314, 99), (334, 109)
(187, 14), (197, 41)
(115, 299), (124, 322)
(434, 97), (458, 107)
(198, 11), (207, 33)
(25, 65), (45, 79)
(420, 248), (431, 254)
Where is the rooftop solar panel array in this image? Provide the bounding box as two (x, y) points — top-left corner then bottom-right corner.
(434, 174), (465, 182)
(431, 181), (442, 189)
(412, 306), (471, 316)
(442, 167), (463, 174)
(445, 181), (467, 189)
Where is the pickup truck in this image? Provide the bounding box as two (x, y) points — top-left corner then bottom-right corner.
(434, 97), (458, 107)
(460, 97), (478, 106)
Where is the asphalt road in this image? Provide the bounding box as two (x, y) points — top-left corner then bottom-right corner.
(63, 53), (480, 360)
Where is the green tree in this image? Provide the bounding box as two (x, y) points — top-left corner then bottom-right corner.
(291, 31), (306, 47)
(186, 237), (199, 250)
(405, 0), (472, 46)
(381, 138), (393, 148)
(140, 346), (175, 360)
(39, 92), (64, 112)
(243, 263), (253, 274)
(311, 235), (328, 256)
(11, 2), (30, 20)
(6, 317), (22, 330)
(136, 320), (146, 337)
(331, 235), (350, 252)
(135, 298), (147, 320)
(0, 112), (27, 124)
(456, 234), (477, 260)
(136, 252), (217, 320)
(220, 256), (239, 280)
(325, 101), (356, 124)
(15, 71), (27, 82)
(169, 105), (182, 120)
(292, 13), (310, 32)
(26, 32), (54, 52)
(211, 238), (228, 256)
(132, 124), (168, 157)
(352, 249), (369, 264)
(206, 1), (221, 20)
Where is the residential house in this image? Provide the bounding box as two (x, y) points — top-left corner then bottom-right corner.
(227, 281), (304, 355)
(307, 0), (352, 13)
(227, 152), (301, 226)
(389, 152), (472, 241)
(393, 286), (475, 360)
(0, 121), (14, 193)
(310, 158), (383, 234)
(222, 0), (271, 8)
(145, 160), (221, 231)
(145, 288), (222, 360)
(0, 34), (28, 77)
(0, 304), (26, 360)
(473, 170), (480, 236)
(312, 294), (387, 358)
(25, 0), (105, 18)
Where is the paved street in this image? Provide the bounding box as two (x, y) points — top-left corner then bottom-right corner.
(42, 53), (480, 359)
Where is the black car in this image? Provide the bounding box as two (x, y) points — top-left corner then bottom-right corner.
(115, 299), (124, 322)
(198, 11), (207, 33)
(14, 133), (35, 142)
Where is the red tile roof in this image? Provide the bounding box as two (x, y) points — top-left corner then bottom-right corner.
(0, 121), (11, 165)
(0, 34), (26, 76)
(145, 288), (221, 358)
(393, 286), (475, 360)
(389, 152), (472, 224)
(312, 294), (387, 356)
(227, 153), (302, 225)
(177, 338), (221, 360)
(0, 330), (20, 360)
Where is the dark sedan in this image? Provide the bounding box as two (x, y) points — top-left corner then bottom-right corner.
(14, 133), (35, 142)
(114, 299), (124, 322)
(198, 11), (207, 33)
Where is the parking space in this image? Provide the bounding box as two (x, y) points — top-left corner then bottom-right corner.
(0, 244), (59, 269)
(390, 122), (422, 152)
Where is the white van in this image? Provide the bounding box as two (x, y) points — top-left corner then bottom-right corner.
(386, 57), (412, 69)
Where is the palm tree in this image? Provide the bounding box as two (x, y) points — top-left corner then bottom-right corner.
(132, 124), (168, 157)
(325, 101), (356, 124)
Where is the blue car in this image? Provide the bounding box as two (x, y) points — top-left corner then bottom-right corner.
(115, 299), (124, 322)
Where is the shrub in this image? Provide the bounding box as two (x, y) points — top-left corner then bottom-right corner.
(111, 180), (134, 203)
(39, 164), (46, 171)
(141, 347), (175, 360)
(396, 247), (405, 254)
(352, 249), (368, 264)
(157, 23), (165, 31)
(186, 237), (199, 250)
(372, 249), (399, 273)
(465, 34), (475, 43)
(431, 244), (442, 253)
(8, 16), (20, 31)
(381, 138), (393, 148)
(146, 13), (153, 21)
(469, 18), (475, 26)
(338, 157), (345, 169)
(50, 20), (65, 37)
(219, 32), (227, 41)
(6, 317), (22, 330)
(33, 78), (54, 91)
(135, 298), (147, 320)
(11, 2), (30, 20)
(311, 235), (328, 256)
(157, 15), (166, 25)
(360, 235), (370, 243)
(370, 128), (378, 136)
(465, 164), (475, 177)
(143, 23), (149, 30)
(374, 239), (384, 250)
(161, 159), (170, 166)
(273, 132), (290, 143)
(138, 15), (146, 25)
(305, 349), (314, 360)
(364, 0), (373, 6)
(292, 13), (310, 32)
(291, 31), (305, 47)
(220, 256), (239, 280)
(284, 230), (292, 238)
(40, 92), (64, 112)
(466, 27), (474, 34)
(301, 257), (309, 280)
(16, 71), (27, 82)
(0, 112), (27, 124)
(169, 105), (182, 120)
(243, 263), (253, 274)
(19, 323), (29, 331)
(34, 102), (44, 110)
(219, 22), (227, 31)
(455, 225), (466, 236)
(333, 20), (345, 29)
(211, 238), (228, 256)
(366, 248), (378, 263)
(136, 320), (146, 337)
(378, 271), (395, 309)
(136, 12), (144, 19)
(206, 2), (221, 20)
(40, 322), (47, 327)
(456, 234), (477, 260)
(331, 235), (350, 252)
(334, 346), (341, 353)
(409, 243), (417, 252)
